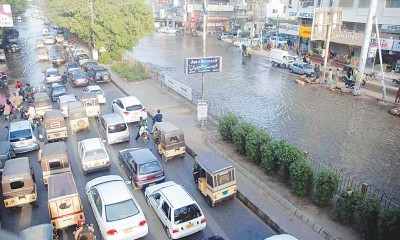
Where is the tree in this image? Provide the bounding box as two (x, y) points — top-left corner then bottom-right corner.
(45, 0), (154, 61)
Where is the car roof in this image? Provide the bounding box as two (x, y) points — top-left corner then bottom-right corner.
(118, 96), (141, 105)
(48, 172), (78, 199)
(158, 183), (196, 209)
(44, 109), (63, 119)
(9, 120), (32, 132)
(128, 148), (157, 165)
(195, 153), (233, 174)
(51, 83), (64, 87)
(97, 179), (132, 204)
(67, 62), (78, 66)
(101, 113), (125, 125)
(2, 157), (30, 177)
(41, 141), (67, 157)
(80, 138), (103, 151)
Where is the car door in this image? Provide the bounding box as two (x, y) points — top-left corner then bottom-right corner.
(113, 100), (123, 115)
(89, 188), (106, 237)
(97, 117), (107, 140)
(150, 193), (167, 223)
(160, 200), (172, 229)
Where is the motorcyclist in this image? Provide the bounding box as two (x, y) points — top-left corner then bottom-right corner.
(242, 44), (247, 56)
(15, 81), (24, 89)
(135, 117), (149, 141)
(74, 220), (96, 240)
(24, 83), (33, 101)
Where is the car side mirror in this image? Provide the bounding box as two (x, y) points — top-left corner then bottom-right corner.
(4, 126), (9, 130)
(125, 180), (131, 185)
(85, 189), (91, 195)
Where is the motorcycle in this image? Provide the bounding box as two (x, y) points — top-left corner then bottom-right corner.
(138, 125), (149, 144)
(73, 220), (96, 240)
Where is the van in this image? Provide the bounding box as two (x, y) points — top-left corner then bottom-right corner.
(48, 172), (85, 230)
(6, 120), (39, 154)
(268, 49), (296, 68)
(145, 181), (206, 239)
(97, 113), (129, 145)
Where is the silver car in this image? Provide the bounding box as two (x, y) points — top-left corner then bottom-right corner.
(288, 61), (315, 77)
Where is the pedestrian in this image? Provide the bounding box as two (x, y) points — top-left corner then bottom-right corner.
(314, 64), (320, 80)
(327, 68), (333, 83)
(12, 93), (23, 110)
(334, 69), (340, 83)
(395, 86), (400, 104)
(151, 109), (163, 134)
(3, 102), (11, 121)
(26, 104), (36, 121)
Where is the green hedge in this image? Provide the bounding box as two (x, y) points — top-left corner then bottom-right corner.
(275, 140), (305, 178)
(218, 113), (239, 141)
(111, 61), (149, 82)
(333, 190), (361, 225)
(312, 169), (340, 206)
(260, 140), (281, 174)
(378, 207), (400, 240)
(245, 129), (271, 164)
(356, 196), (380, 240)
(232, 122), (256, 155)
(289, 160), (314, 197)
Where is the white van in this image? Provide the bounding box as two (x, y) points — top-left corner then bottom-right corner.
(6, 120), (39, 154)
(145, 181), (206, 239)
(97, 113), (129, 145)
(268, 49), (296, 68)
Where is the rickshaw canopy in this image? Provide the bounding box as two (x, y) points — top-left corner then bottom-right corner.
(41, 141), (67, 159)
(1, 157), (34, 196)
(195, 153), (234, 175)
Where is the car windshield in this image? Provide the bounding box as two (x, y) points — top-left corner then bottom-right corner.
(91, 89), (103, 95)
(304, 64), (313, 69)
(84, 148), (107, 161)
(54, 55), (63, 59)
(52, 86), (66, 93)
(126, 104), (142, 111)
(105, 199), (139, 222)
(47, 70), (59, 75)
(139, 161), (162, 175)
(10, 129), (32, 142)
(108, 123), (127, 133)
(74, 72), (86, 78)
(78, 55), (89, 60)
(96, 70), (109, 76)
(174, 203), (202, 224)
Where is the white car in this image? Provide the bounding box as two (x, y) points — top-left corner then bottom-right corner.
(145, 181), (206, 239)
(111, 96), (147, 123)
(38, 49), (48, 60)
(85, 175), (148, 240)
(84, 85), (106, 104)
(269, 36), (287, 46)
(57, 94), (77, 117)
(157, 27), (168, 33)
(44, 68), (62, 84)
(158, 27), (176, 34)
(78, 138), (111, 175)
(264, 234), (299, 240)
(36, 39), (45, 48)
(44, 36), (56, 45)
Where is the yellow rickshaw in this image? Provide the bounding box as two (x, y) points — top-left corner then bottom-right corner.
(193, 153), (237, 207)
(67, 101), (89, 134)
(44, 110), (68, 142)
(80, 92), (100, 117)
(38, 142), (71, 185)
(153, 122), (186, 162)
(34, 92), (52, 116)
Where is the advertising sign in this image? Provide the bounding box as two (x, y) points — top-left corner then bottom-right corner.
(197, 100), (208, 121)
(331, 31), (364, 46)
(311, 7), (342, 41)
(392, 40), (400, 52)
(185, 56), (222, 74)
(278, 24), (300, 36)
(164, 75), (193, 101)
(0, 5), (13, 27)
(299, 26), (312, 39)
(369, 38), (394, 51)
(289, 11), (314, 19)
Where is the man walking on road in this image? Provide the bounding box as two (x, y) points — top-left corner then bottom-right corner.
(151, 109), (163, 134)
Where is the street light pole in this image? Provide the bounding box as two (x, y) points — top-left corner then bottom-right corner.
(201, 0), (207, 127)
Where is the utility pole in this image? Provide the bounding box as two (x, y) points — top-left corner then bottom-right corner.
(354, 0), (377, 95)
(374, 16), (387, 102)
(201, 0), (207, 127)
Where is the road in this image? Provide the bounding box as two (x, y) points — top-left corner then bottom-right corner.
(0, 7), (275, 240)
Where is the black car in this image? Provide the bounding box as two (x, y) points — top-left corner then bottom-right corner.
(81, 61), (98, 72)
(68, 70), (88, 87)
(49, 83), (68, 101)
(66, 62), (79, 72)
(87, 66), (111, 84)
(4, 43), (21, 53)
(3, 28), (19, 43)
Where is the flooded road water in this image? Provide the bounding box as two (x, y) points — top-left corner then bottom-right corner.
(128, 34), (400, 196)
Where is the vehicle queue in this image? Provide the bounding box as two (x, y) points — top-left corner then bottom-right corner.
(0, 23), (238, 240)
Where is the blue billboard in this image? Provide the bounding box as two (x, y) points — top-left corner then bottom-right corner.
(185, 56), (222, 74)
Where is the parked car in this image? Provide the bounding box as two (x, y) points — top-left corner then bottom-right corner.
(49, 83), (68, 101)
(288, 61), (315, 77)
(75, 53), (90, 65)
(78, 138), (111, 174)
(269, 36), (287, 46)
(218, 32), (232, 40)
(87, 66), (111, 84)
(44, 68), (61, 84)
(81, 61), (98, 72)
(68, 70), (88, 87)
(4, 43), (21, 53)
(145, 181), (207, 239)
(43, 36), (56, 45)
(84, 85), (106, 104)
(118, 148), (165, 189)
(85, 175), (148, 240)
(57, 94), (77, 117)
(66, 61), (79, 72)
(6, 120), (40, 154)
(38, 49), (48, 60)
(51, 53), (65, 65)
(111, 96), (147, 123)
(36, 39), (45, 48)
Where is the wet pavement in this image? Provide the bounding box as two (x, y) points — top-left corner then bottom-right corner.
(128, 34), (400, 197)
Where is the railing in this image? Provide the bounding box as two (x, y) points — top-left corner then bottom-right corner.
(127, 56), (400, 209)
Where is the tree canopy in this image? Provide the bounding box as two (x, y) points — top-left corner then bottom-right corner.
(0, 0), (29, 15)
(45, 0), (154, 61)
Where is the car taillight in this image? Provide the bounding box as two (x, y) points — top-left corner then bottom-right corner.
(135, 177), (144, 183)
(65, 91), (69, 94)
(172, 229), (179, 234)
(201, 218), (206, 224)
(141, 108), (146, 112)
(123, 111), (129, 115)
(139, 220), (147, 227)
(107, 229), (117, 235)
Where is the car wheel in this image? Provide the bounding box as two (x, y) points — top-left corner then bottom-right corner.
(271, 61), (275, 66)
(206, 196), (215, 208)
(289, 68), (293, 73)
(282, 63), (287, 68)
(362, 80), (366, 85)
(165, 227), (172, 239)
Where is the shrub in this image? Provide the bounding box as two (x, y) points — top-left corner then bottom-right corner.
(356, 196), (380, 240)
(111, 61), (149, 82)
(312, 169), (340, 206)
(99, 52), (113, 64)
(245, 129), (271, 164)
(333, 190), (360, 225)
(218, 113), (239, 141)
(289, 160), (314, 197)
(232, 122), (256, 155)
(260, 140), (280, 174)
(378, 207), (400, 240)
(275, 140), (305, 178)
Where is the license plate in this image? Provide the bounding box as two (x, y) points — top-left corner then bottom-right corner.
(123, 228), (133, 234)
(149, 183), (155, 186)
(117, 138), (123, 142)
(19, 141), (27, 146)
(186, 223), (194, 228)
(94, 162), (100, 166)
(54, 132), (60, 137)
(222, 190), (228, 196)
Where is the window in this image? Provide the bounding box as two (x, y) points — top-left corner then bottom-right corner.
(317, 0), (322, 6)
(91, 189), (102, 216)
(139, 161), (162, 175)
(126, 105), (143, 111)
(174, 204), (202, 224)
(206, 172), (213, 187)
(108, 123), (127, 133)
(386, 0), (400, 8)
(216, 170), (235, 186)
(49, 158), (62, 169)
(9, 129), (32, 142)
(105, 199), (139, 222)
(84, 148), (107, 161)
(358, 0), (370, 8)
(152, 193), (161, 205)
(10, 181), (24, 189)
(329, 0), (334, 6)
(300, 0), (314, 8)
(161, 201), (171, 220)
(339, 0), (354, 7)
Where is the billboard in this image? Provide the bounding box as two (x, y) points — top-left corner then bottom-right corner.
(311, 7), (342, 41)
(0, 4), (13, 27)
(185, 56), (222, 74)
(279, 24), (300, 36)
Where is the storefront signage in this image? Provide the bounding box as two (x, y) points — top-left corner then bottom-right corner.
(391, 40), (400, 52)
(0, 5), (13, 27)
(370, 38), (394, 51)
(289, 11), (314, 19)
(279, 24), (300, 36)
(299, 26), (312, 39)
(331, 31), (364, 47)
(185, 56), (222, 74)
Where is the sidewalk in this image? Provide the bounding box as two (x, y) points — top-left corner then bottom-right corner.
(109, 70), (360, 240)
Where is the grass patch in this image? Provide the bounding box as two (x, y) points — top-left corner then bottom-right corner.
(111, 61), (149, 82)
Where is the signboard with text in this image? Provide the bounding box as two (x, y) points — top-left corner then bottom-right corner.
(391, 40), (400, 52)
(278, 24), (300, 36)
(185, 56), (222, 74)
(0, 5), (13, 27)
(370, 38), (394, 51)
(299, 26), (312, 39)
(197, 100), (208, 121)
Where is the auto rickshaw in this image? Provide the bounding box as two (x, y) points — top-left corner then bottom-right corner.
(0, 141), (15, 177)
(48, 172), (85, 230)
(80, 92), (100, 117)
(193, 153), (237, 207)
(38, 142), (71, 185)
(44, 110), (68, 142)
(34, 92), (52, 116)
(153, 122), (185, 162)
(2, 157), (38, 209)
(67, 101), (89, 134)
